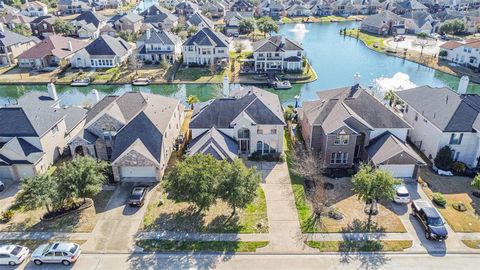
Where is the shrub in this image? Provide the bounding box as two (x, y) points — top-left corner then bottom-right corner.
(144, 60), (152, 65)
(432, 192), (447, 207)
(1, 210), (14, 222)
(328, 208), (343, 220)
(434, 146), (454, 170)
(451, 162), (466, 174)
(439, 50), (448, 57)
(452, 201), (467, 212)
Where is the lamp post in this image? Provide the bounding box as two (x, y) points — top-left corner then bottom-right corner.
(294, 95), (300, 108)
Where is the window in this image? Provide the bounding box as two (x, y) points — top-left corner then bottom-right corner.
(334, 134), (349, 145)
(238, 128), (250, 139)
(449, 133), (463, 145)
(330, 152), (348, 164)
(106, 146), (112, 159)
(256, 141), (263, 153)
(271, 129), (277, 134)
(257, 128), (263, 134)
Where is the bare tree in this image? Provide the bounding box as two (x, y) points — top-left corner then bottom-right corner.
(309, 182), (330, 218)
(291, 144), (323, 183)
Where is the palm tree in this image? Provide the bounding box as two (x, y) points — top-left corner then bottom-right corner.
(187, 95), (199, 110)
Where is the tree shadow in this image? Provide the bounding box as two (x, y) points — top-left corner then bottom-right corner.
(144, 205), (205, 232)
(127, 252), (234, 270)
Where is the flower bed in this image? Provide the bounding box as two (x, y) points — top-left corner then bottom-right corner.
(41, 198), (93, 221)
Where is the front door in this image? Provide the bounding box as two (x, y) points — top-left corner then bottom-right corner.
(239, 140), (249, 154)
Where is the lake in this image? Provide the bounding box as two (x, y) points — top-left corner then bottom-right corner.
(0, 21), (478, 107)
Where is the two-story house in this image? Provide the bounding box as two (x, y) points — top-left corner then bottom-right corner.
(0, 84), (86, 181)
(174, 1), (199, 18)
(140, 4), (179, 30)
(300, 83), (425, 178)
(252, 35), (304, 72)
(57, 0), (92, 15)
(30, 15), (58, 38)
(20, 1), (48, 17)
(137, 28), (182, 63)
(230, 0), (254, 12)
(182, 27), (229, 66)
(112, 13), (144, 33)
(188, 86), (285, 159)
(0, 24), (38, 66)
(71, 10), (108, 39)
(440, 39), (480, 69)
(202, 1), (226, 19)
(70, 34), (133, 68)
(69, 92), (185, 182)
(360, 10), (406, 35)
(395, 78), (480, 168)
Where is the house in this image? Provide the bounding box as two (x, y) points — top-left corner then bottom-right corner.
(186, 12), (215, 29)
(395, 80), (480, 168)
(230, 0), (254, 12)
(402, 10), (435, 34)
(202, 1), (226, 18)
(182, 27), (229, 66)
(0, 84), (86, 181)
(17, 35), (88, 69)
(310, 0), (333, 16)
(30, 15), (58, 38)
(70, 34), (133, 68)
(382, 0), (428, 15)
(112, 13), (144, 33)
(68, 92), (185, 182)
(137, 28), (182, 63)
(71, 10), (108, 39)
(0, 24), (38, 66)
(439, 39), (480, 69)
(140, 4), (179, 30)
(252, 35), (304, 72)
(360, 10), (406, 35)
(57, 0), (92, 15)
(300, 83), (425, 178)
(188, 86), (285, 158)
(174, 1), (199, 17)
(20, 1), (48, 17)
(0, 11), (33, 30)
(224, 11), (245, 35)
(286, 3), (312, 17)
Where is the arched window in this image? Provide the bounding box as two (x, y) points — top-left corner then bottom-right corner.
(256, 141), (263, 153)
(238, 128), (250, 139)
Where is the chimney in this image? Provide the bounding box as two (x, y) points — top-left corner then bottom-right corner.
(146, 28), (151, 40)
(222, 75), (229, 97)
(47, 83), (58, 101)
(68, 40), (73, 51)
(91, 89), (100, 103)
(458, 75), (469, 95)
(353, 72), (361, 85)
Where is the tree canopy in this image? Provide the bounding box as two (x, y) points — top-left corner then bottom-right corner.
(15, 173), (58, 213)
(239, 17), (256, 34)
(256, 17), (279, 35)
(472, 174), (480, 190)
(11, 24), (32, 37)
(53, 19), (75, 36)
(439, 20), (467, 35)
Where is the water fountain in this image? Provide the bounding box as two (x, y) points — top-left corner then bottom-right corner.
(290, 23), (309, 33)
(374, 72), (417, 93)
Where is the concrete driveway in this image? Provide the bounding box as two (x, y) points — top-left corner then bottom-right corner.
(390, 181), (468, 254)
(0, 179), (19, 213)
(82, 182), (154, 252)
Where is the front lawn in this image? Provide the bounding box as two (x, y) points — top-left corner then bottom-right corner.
(0, 190), (114, 233)
(344, 29), (387, 53)
(137, 240), (269, 252)
(419, 168), (480, 232)
(285, 132), (406, 233)
(174, 67), (225, 83)
(307, 240), (412, 252)
(141, 187), (268, 233)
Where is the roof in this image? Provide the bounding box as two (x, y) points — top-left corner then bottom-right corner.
(0, 137), (43, 165)
(190, 86), (285, 129)
(187, 12), (215, 29)
(253, 35), (303, 52)
(117, 13), (143, 23)
(72, 10), (107, 28)
(84, 92), (180, 164)
(141, 4), (178, 22)
(183, 27), (229, 47)
(367, 132), (426, 165)
(0, 28), (36, 47)
(17, 35), (88, 59)
(361, 10), (404, 29)
(440, 40), (464, 50)
(396, 86), (480, 132)
(138, 29), (180, 45)
(84, 35), (132, 57)
(403, 10), (433, 28)
(187, 127), (238, 161)
(21, 1), (47, 10)
(302, 85), (409, 134)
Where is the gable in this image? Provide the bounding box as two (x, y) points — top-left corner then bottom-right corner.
(113, 149), (157, 167)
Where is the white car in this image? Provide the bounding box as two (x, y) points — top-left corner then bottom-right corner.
(394, 185), (411, 204)
(31, 242), (81, 266)
(0, 245), (29, 266)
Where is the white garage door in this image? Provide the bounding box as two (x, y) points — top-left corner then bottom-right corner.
(379, 165), (415, 178)
(120, 166), (156, 180)
(0, 166), (12, 179)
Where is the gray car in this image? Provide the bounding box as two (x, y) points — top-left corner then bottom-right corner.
(31, 242), (81, 266)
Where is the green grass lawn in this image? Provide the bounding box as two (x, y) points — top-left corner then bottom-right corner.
(174, 67), (225, 83)
(462, 240), (480, 249)
(137, 240), (269, 252)
(344, 29), (387, 52)
(307, 240), (412, 252)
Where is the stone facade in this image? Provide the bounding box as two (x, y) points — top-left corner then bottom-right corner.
(112, 149), (160, 182)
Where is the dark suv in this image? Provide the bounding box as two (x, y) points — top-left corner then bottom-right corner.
(128, 185), (149, 207)
(411, 200), (448, 241)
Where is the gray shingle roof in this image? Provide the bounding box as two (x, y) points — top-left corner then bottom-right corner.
(396, 86), (480, 132)
(187, 12), (215, 29)
(141, 4), (178, 22)
(138, 29), (180, 45)
(183, 27), (229, 47)
(73, 10), (107, 28)
(0, 28), (36, 47)
(367, 131), (425, 165)
(0, 137), (43, 165)
(253, 35), (303, 52)
(190, 86), (285, 129)
(361, 10), (404, 29)
(187, 127), (238, 161)
(84, 35), (132, 57)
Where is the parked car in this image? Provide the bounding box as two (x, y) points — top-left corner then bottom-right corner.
(128, 185), (149, 207)
(411, 200), (448, 241)
(0, 245), (29, 266)
(0, 181), (4, 192)
(393, 185), (410, 203)
(31, 242), (81, 266)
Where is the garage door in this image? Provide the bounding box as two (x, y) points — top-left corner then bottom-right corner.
(0, 166), (12, 179)
(120, 166), (156, 181)
(379, 165), (415, 178)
